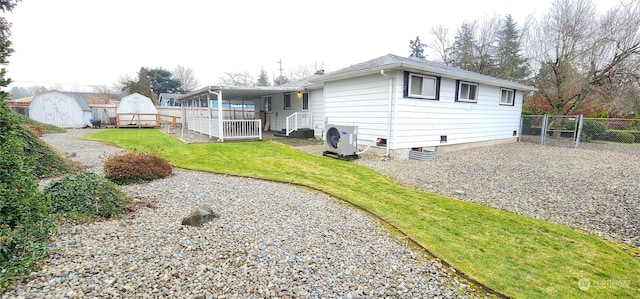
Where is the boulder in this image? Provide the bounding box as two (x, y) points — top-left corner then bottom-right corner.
(181, 205), (219, 227)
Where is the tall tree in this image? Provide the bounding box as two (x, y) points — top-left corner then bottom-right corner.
(529, 0), (640, 116)
(494, 14), (530, 81)
(409, 35), (426, 58)
(428, 25), (454, 65)
(147, 67), (183, 100)
(138, 67), (155, 102)
(450, 22), (480, 71)
(273, 74), (290, 86)
(256, 68), (270, 86)
(172, 65), (200, 92)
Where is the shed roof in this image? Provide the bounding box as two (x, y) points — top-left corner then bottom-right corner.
(311, 54), (536, 92)
(176, 85), (303, 103)
(32, 91), (92, 111)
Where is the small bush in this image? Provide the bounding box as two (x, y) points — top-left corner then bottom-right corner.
(614, 131), (636, 143)
(581, 119), (608, 141)
(45, 172), (130, 222)
(104, 152), (173, 185)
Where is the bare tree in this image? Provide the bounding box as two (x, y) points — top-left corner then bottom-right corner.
(219, 71), (254, 87)
(529, 0), (640, 116)
(475, 15), (501, 75)
(288, 62), (324, 82)
(173, 65), (200, 92)
(428, 25), (454, 65)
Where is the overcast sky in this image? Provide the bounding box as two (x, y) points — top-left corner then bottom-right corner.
(3, 0), (617, 92)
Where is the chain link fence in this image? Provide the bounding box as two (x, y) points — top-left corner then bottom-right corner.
(520, 115), (640, 147)
(581, 118), (640, 144)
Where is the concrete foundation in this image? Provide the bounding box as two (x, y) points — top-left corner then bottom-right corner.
(359, 138), (518, 160)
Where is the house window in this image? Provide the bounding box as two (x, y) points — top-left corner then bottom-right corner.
(456, 81), (478, 103)
(302, 93), (309, 110)
(404, 72), (440, 100)
(284, 93), (291, 110)
(500, 88), (515, 106)
(264, 96), (272, 112)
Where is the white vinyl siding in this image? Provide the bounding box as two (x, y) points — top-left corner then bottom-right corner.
(394, 78), (522, 149)
(323, 73), (393, 144)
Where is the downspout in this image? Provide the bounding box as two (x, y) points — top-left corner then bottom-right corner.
(208, 86), (223, 142)
(380, 69), (393, 157)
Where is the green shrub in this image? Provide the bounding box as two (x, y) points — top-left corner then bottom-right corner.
(611, 131), (636, 143)
(45, 172), (130, 222)
(16, 126), (77, 178)
(581, 119), (608, 141)
(1, 101), (54, 291)
(104, 152), (173, 185)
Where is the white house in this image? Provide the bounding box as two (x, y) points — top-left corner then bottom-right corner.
(176, 54), (535, 159)
(115, 93), (158, 127)
(307, 54), (537, 159)
(28, 91), (93, 128)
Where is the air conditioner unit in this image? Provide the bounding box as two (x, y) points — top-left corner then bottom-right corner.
(323, 124), (358, 160)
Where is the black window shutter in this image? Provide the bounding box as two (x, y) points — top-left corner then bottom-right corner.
(454, 80), (460, 102)
(403, 71), (409, 98)
(435, 77), (441, 101)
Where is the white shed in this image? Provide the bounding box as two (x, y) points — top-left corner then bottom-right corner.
(116, 93), (158, 127)
(29, 91), (93, 128)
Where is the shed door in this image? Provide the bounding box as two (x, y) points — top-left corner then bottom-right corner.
(43, 97), (72, 127)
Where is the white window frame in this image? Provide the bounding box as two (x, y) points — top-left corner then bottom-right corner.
(500, 88), (515, 106)
(302, 92), (309, 110)
(408, 73), (438, 100)
(284, 93), (291, 110)
(457, 81), (478, 103)
(264, 96), (272, 112)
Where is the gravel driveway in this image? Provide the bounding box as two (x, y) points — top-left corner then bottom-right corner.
(3, 130), (483, 298)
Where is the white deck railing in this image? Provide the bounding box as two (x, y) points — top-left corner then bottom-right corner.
(285, 112), (313, 136)
(183, 115), (261, 142)
(223, 120), (262, 140)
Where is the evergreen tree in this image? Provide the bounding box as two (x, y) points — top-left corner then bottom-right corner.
(494, 15), (530, 81)
(257, 68), (270, 86)
(450, 22), (479, 71)
(273, 75), (289, 86)
(147, 67), (183, 96)
(138, 67), (156, 103)
(409, 35), (426, 58)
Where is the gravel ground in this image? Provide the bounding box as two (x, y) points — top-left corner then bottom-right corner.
(349, 142), (640, 250)
(3, 129), (483, 298)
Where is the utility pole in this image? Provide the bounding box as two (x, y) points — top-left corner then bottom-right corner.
(276, 59), (284, 86)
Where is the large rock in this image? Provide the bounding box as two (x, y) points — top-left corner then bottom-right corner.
(181, 205), (219, 227)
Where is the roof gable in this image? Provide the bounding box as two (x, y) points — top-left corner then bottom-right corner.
(312, 54), (536, 92)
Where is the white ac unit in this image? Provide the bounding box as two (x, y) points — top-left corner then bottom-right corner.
(323, 124), (358, 160)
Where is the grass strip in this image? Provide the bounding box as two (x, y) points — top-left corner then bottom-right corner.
(86, 129), (640, 298)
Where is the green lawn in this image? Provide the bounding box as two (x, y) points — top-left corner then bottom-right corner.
(86, 129), (640, 298)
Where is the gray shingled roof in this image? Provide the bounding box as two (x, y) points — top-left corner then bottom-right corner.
(311, 54), (536, 91)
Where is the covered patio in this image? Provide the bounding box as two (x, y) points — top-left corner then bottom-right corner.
(175, 85), (302, 142)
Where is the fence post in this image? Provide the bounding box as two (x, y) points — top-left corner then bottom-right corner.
(541, 115), (548, 145)
(519, 114), (523, 142)
(575, 114), (584, 148)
